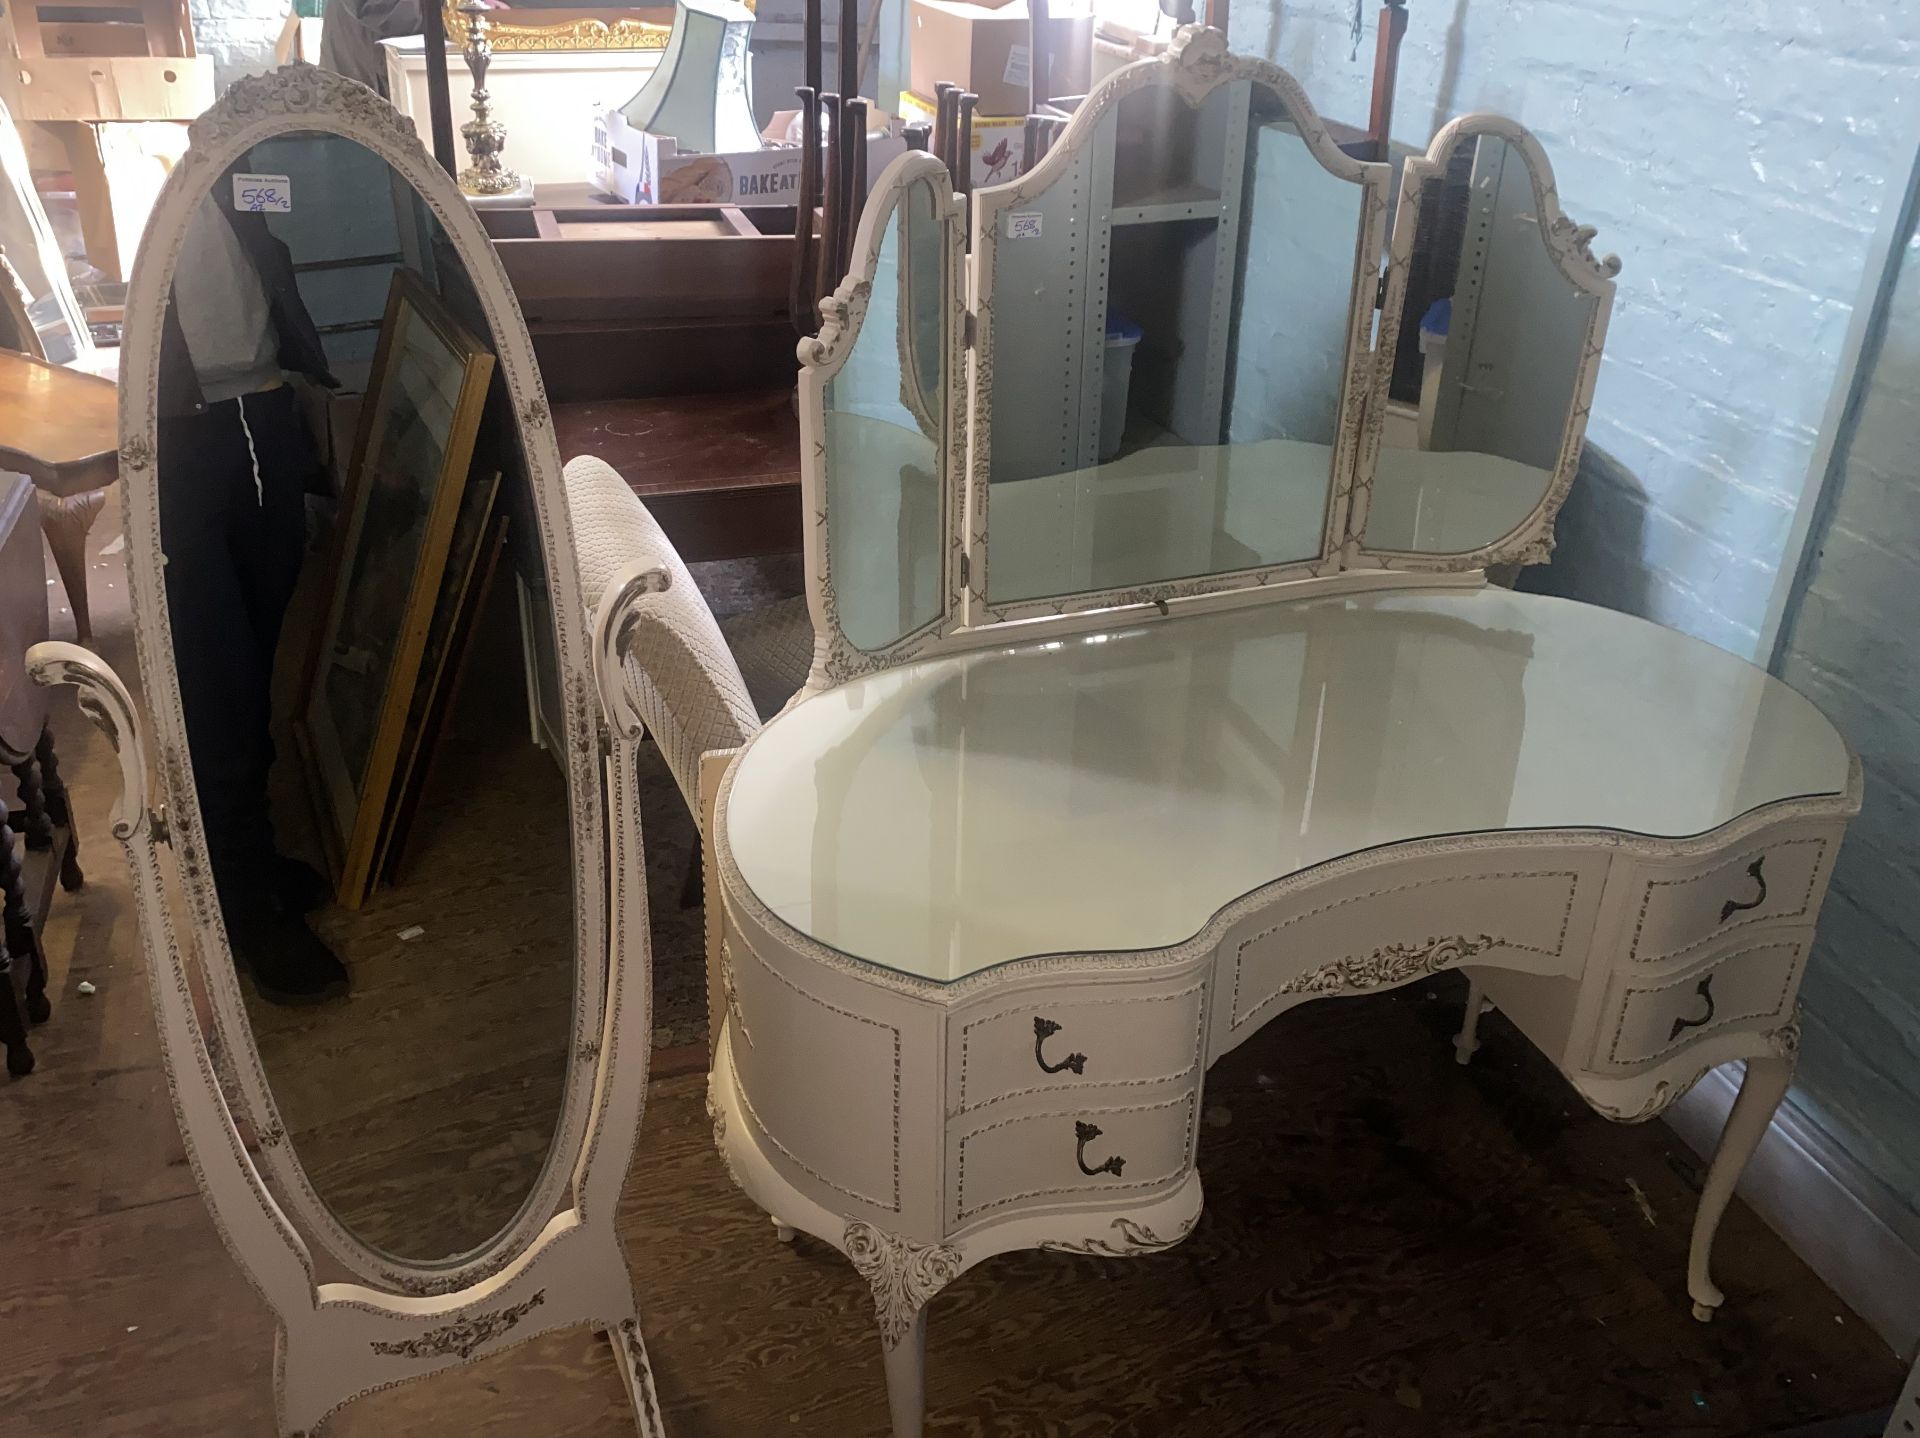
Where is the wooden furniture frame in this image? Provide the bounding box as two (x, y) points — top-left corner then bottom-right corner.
(28, 64), (666, 1437)
(488, 195), (805, 561)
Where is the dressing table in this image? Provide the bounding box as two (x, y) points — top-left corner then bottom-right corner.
(601, 31), (1862, 1436)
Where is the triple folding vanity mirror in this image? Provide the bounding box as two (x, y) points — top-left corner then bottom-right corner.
(802, 29), (1621, 681)
(31, 66), (663, 1437)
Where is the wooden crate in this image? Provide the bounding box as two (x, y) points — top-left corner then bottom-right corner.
(1, 0), (213, 122)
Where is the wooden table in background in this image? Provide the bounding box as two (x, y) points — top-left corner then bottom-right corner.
(486, 198), (805, 563)
(551, 389), (802, 563)
(0, 349), (118, 498)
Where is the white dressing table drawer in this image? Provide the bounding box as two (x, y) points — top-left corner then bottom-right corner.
(949, 1085), (1200, 1228)
(950, 977), (1209, 1117)
(1624, 825), (1839, 968)
(1224, 848), (1605, 1038)
(1594, 933), (1808, 1071)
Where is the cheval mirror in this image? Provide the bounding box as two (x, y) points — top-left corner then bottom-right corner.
(30, 65), (664, 1437)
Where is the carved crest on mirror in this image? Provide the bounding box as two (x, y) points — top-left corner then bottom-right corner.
(30, 63), (664, 1437)
(1349, 113), (1620, 571)
(797, 150), (967, 688)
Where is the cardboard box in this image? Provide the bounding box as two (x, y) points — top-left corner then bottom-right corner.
(1, 56), (213, 122)
(593, 107), (906, 206)
(907, 0), (1092, 119)
(898, 90), (1024, 189)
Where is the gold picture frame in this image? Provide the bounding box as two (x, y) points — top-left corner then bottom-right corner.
(295, 267), (495, 909)
(441, 0), (679, 53)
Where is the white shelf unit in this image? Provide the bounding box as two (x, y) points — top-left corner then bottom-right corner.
(987, 80), (1254, 483)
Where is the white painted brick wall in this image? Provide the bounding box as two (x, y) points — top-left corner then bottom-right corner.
(191, 0), (289, 87)
(1236, 0), (1920, 1223)
(1232, 0), (1920, 658)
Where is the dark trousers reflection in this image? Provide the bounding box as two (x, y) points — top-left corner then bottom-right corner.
(158, 385), (345, 1001)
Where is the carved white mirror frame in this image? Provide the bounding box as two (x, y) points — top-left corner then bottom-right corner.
(961, 28), (1392, 631)
(797, 150), (968, 688)
(1346, 113), (1622, 572)
(29, 64), (664, 1438)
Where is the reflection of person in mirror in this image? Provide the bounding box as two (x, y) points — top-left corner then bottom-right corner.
(318, 0), (423, 96)
(157, 163), (349, 1005)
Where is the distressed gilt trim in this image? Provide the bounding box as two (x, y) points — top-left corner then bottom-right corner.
(1040, 1212), (1200, 1257)
(797, 152), (969, 691)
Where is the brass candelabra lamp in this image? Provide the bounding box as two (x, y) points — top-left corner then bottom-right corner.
(456, 0), (522, 197)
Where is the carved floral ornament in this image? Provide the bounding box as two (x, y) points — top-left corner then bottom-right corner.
(1040, 1213), (1199, 1258)
(844, 1221), (964, 1349)
(187, 64), (422, 156)
(369, 1291), (547, 1360)
(1277, 933), (1499, 996)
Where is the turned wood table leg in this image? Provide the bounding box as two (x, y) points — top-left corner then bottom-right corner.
(34, 727), (82, 890)
(881, 1307), (929, 1438)
(0, 788), (47, 1027)
(0, 933), (30, 1076)
(11, 754), (52, 852)
(1688, 1052), (1793, 1322)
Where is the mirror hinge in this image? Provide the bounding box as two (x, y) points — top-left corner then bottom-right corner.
(963, 310), (977, 348)
(149, 805), (170, 846)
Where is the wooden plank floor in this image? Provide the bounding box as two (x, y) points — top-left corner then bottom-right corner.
(2, 495), (1905, 1437)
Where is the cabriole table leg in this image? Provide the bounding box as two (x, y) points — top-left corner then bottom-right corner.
(1687, 1050), (1794, 1322)
(881, 1307), (929, 1438)
(844, 1220), (961, 1438)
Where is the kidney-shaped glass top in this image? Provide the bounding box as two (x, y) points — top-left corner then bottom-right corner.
(724, 588), (1851, 983)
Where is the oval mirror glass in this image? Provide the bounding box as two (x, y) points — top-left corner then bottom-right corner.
(1364, 129), (1608, 556)
(981, 74), (1373, 606)
(150, 130), (571, 1264)
(821, 172), (948, 652)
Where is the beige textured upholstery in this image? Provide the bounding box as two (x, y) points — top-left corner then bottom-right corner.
(718, 595), (814, 720)
(564, 454), (760, 816)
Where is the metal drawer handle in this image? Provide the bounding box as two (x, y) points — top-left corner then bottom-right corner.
(1074, 1121), (1126, 1177)
(1033, 1016), (1087, 1075)
(1719, 855), (1768, 923)
(1668, 974), (1718, 1042)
